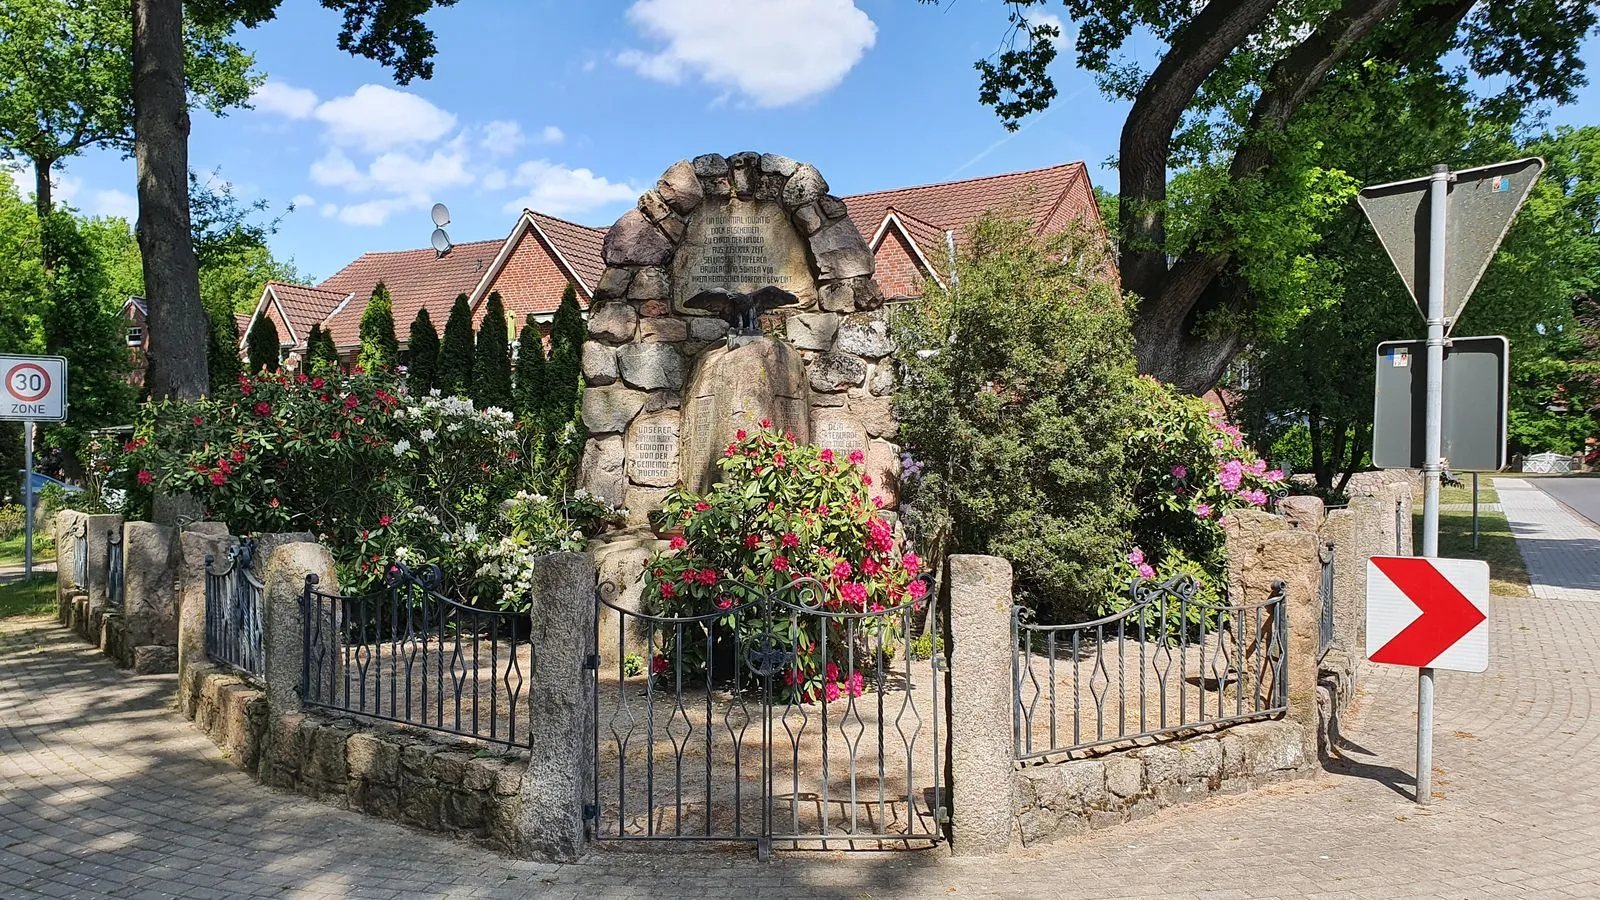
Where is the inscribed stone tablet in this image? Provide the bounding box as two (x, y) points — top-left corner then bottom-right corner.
(814, 414), (868, 461)
(673, 198), (817, 311)
(626, 412), (681, 488)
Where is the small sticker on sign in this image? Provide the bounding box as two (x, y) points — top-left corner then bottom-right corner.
(1392, 349), (1409, 368)
(1492, 175), (1510, 192)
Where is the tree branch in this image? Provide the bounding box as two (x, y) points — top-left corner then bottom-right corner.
(1118, 0), (1281, 301)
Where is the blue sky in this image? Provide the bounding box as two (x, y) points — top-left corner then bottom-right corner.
(15, 1), (1600, 282)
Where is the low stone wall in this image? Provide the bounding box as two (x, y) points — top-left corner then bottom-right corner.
(1013, 721), (1307, 845)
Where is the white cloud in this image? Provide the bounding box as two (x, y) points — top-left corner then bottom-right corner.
(618, 0), (876, 107)
(502, 161), (638, 216)
(253, 80), (319, 119)
(91, 189), (138, 219)
(309, 147), (473, 195)
(337, 195), (431, 227)
(290, 193), (316, 209)
(320, 203), (339, 218)
(481, 120), (525, 156)
(1024, 11), (1069, 47)
(482, 169), (509, 191)
(6, 165), (83, 207)
(313, 84), (457, 152)
(539, 125), (565, 144)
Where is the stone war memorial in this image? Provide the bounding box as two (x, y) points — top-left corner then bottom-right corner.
(580, 151), (902, 591)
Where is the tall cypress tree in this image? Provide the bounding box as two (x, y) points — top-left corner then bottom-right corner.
(206, 304), (242, 393)
(437, 293), (476, 398)
(514, 313), (546, 422)
(246, 315), (280, 374)
(471, 292), (513, 411)
(544, 283), (585, 424)
(315, 327), (341, 374)
(358, 282), (399, 372)
(406, 308), (441, 395)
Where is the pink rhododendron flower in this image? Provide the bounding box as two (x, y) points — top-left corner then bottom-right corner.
(670, 536), (688, 550)
(1241, 489), (1269, 507)
(902, 552), (921, 574)
(1195, 502), (1213, 518)
(840, 582), (868, 607)
(137, 469), (153, 485)
(378, 515), (392, 527)
(744, 534), (761, 549)
(820, 448), (834, 463)
(773, 556), (790, 572)
(832, 560), (853, 580)
(848, 449), (865, 465)
(659, 582), (676, 599)
(862, 557), (883, 577)
(694, 501), (711, 512)
(824, 681), (841, 702)
(1250, 458), (1267, 475)
(1219, 460), (1245, 492)
(736, 429), (748, 441)
(1138, 563), (1156, 579)
(907, 579), (928, 600)
(696, 568), (718, 586)
(1266, 469), (1285, 483)
(716, 596), (733, 610)
(848, 672), (865, 698)
(781, 532), (799, 548)
(760, 418), (773, 429)
(825, 662), (840, 681)
(1171, 465), (1188, 479)
(651, 655), (669, 675)
(210, 471), (226, 486)
(1127, 549), (1146, 566)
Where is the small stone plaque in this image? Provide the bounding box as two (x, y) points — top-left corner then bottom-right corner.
(626, 412), (681, 487)
(814, 414), (868, 462)
(673, 198), (817, 312)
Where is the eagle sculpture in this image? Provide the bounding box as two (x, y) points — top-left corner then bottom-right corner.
(685, 286), (799, 336)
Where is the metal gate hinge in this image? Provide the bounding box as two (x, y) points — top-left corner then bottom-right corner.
(583, 653), (599, 671)
(583, 803), (598, 821)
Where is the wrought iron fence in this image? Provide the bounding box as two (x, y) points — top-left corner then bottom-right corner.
(205, 540), (266, 680)
(1318, 542), (1336, 656)
(1395, 499), (1406, 555)
(300, 563), (532, 749)
(71, 520), (88, 591)
(592, 577), (944, 856)
(105, 528), (125, 610)
(1011, 576), (1288, 762)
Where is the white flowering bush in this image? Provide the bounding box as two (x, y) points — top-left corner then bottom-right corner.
(133, 373), (618, 599)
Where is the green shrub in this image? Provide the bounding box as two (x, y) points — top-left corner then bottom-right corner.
(907, 630), (943, 661)
(438, 294), (475, 397)
(471, 292), (513, 411)
(406, 309), (440, 395)
(246, 315), (280, 374)
(894, 214), (1138, 621)
(0, 504), (23, 542)
(357, 283), (399, 373)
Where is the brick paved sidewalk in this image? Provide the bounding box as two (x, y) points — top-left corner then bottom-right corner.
(4, 594), (1599, 899)
(1496, 478), (1600, 602)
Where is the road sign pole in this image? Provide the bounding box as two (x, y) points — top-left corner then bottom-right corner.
(23, 420), (34, 579)
(1416, 163), (1452, 806)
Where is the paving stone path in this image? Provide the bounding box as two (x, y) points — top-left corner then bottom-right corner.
(1497, 478), (1600, 602)
(4, 578), (1599, 897)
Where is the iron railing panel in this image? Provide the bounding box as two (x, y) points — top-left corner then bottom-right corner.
(591, 576), (944, 856)
(1012, 575), (1289, 763)
(299, 563), (532, 749)
(204, 539), (266, 681)
(1318, 542), (1336, 657)
(105, 529), (124, 610)
(71, 520), (88, 591)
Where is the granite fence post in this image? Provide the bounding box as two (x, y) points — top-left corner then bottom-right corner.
(261, 542), (337, 717)
(121, 520), (178, 672)
(176, 525), (232, 680)
(945, 553), (1016, 856)
(520, 551), (598, 862)
(52, 510), (84, 610)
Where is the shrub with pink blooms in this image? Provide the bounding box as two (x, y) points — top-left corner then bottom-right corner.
(642, 425), (925, 703)
(1118, 375), (1285, 611)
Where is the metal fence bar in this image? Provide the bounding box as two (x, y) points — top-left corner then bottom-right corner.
(1318, 542), (1336, 657)
(1012, 575), (1289, 762)
(204, 539), (266, 680)
(1396, 499), (1405, 555)
(298, 563), (533, 749)
(105, 529), (124, 610)
(72, 520), (88, 591)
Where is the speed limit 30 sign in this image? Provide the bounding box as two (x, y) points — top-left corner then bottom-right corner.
(1, 355), (69, 422)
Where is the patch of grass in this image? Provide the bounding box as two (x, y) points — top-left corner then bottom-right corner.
(0, 531), (55, 567)
(1438, 477), (1499, 506)
(0, 575), (57, 618)
(1414, 500), (1530, 597)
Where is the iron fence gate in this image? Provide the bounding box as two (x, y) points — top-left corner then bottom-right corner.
(205, 539), (266, 681)
(590, 577), (945, 858)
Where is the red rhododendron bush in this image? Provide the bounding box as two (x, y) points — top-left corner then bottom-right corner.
(642, 424), (926, 704)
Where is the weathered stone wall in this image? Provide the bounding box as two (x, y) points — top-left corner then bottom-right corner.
(1013, 721), (1308, 845)
(581, 152), (901, 528)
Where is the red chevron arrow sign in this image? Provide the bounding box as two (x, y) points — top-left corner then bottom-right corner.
(1366, 557), (1490, 672)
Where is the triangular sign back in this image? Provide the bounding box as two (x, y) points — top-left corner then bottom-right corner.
(1357, 157), (1543, 329)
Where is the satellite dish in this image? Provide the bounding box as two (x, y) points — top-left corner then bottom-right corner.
(431, 203), (451, 227)
(431, 227), (453, 257)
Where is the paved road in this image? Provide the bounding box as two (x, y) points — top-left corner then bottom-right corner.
(4, 584), (1599, 899)
(1499, 478), (1600, 602)
(1531, 475), (1600, 529)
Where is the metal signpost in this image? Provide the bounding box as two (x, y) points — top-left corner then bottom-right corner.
(1372, 335), (1509, 471)
(1, 355), (69, 578)
(1358, 157), (1542, 805)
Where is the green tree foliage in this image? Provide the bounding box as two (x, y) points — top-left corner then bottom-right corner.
(246, 315), (279, 374)
(0, 0), (259, 220)
(313, 326), (341, 375)
(514, 314), (546, 421)
(895, 215), (1138, 619)
(206, 303), (241, 393)
(471, 292), (513, 411)
(357, 282), (399, 373)
(938, 0), (1598, 393)
(406, 308), (440, 395)
(544, 284), (584, 425)
(437, 294), (475, 397)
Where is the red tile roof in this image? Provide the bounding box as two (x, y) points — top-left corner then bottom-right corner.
(524, 211), (605, 292)
(315, 238), (503, 348)
(842, 162), (1092, 245)
(264, 282), (350, 345)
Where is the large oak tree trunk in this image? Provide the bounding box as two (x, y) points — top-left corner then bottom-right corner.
(132, 0), (208, 402)
(32, 158), (53, 221)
